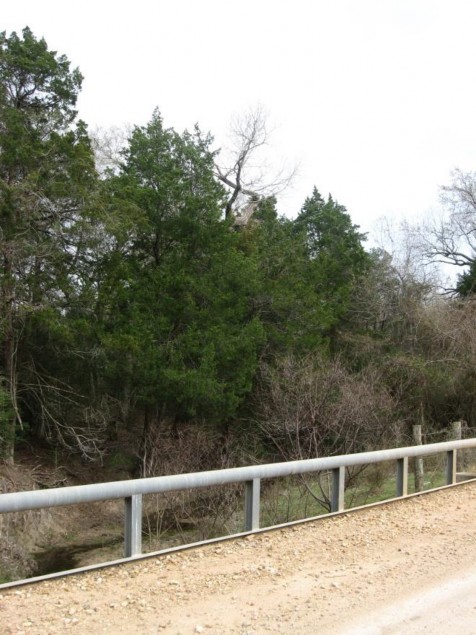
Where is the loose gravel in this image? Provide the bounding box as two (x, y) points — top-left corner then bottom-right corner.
(1, 483), (476, 634)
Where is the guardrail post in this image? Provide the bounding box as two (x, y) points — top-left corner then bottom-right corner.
(396, 457), (408, 497)
(124, 494), (142, 557)
(331, 467), (345, 512)
(245, 478), (260, 531)
(446, 450), (457, 485)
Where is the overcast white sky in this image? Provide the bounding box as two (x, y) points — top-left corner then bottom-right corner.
(3, 0), (476, 238)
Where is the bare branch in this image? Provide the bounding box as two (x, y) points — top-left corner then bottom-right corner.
(215, 106), (297, 222)
(90, 124), (132, 176)
(413, 170), (476, 290)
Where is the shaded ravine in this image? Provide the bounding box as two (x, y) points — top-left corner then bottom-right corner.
(33, 537), (123, 576)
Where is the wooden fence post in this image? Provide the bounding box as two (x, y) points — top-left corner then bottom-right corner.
(451, 420), (465, 471)
(413, 424), (424, 492)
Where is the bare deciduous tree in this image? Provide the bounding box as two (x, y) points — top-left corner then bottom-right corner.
(257, 355), (397, 460)
(139, 420), (245, 543)
(90, 124), (132, 176)
(411, 170), (476, 292)
(215, 106), (297, 222)
(255, 355), (400, 509)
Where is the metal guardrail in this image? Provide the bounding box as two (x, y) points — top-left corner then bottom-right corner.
(1, 439), (475, 559)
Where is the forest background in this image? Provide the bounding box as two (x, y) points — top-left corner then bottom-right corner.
(2, 28), (476, 486)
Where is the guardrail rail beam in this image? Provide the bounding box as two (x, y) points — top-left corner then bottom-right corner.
(1, 438), (475, 578)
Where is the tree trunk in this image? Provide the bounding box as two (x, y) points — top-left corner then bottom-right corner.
(2, 251), (17, 464)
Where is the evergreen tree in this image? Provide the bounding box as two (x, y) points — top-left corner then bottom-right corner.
(101, 112), (264, 444)
(0, 28), (97, 460)
(293, 187), (370, 342)
(456, 261), (476, 296)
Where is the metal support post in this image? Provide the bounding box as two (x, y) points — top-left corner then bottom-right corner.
(245, 478), (260, 531)
(331, 466), (345, 512)
(124, 494), (142, 557)
(396, 457), (408, 497)
(446, 450), (457, 485)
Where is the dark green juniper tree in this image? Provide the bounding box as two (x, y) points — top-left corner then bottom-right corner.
(0, 28), (97, 461)
(250, 188), (370, 356)
(294, 187), (370, 323)
(101, 111), (264, 454)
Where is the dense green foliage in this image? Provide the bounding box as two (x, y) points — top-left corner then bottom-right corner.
(456, 261), (476, 296)
(0, 27), (97, 460)
(1, 28), (476, 468)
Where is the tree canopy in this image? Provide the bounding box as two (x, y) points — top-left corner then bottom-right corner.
(1, 27), (474, 474)
(0, 27), (96, 461)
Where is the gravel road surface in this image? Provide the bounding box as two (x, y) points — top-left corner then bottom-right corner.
(1, 482), (476, 634)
